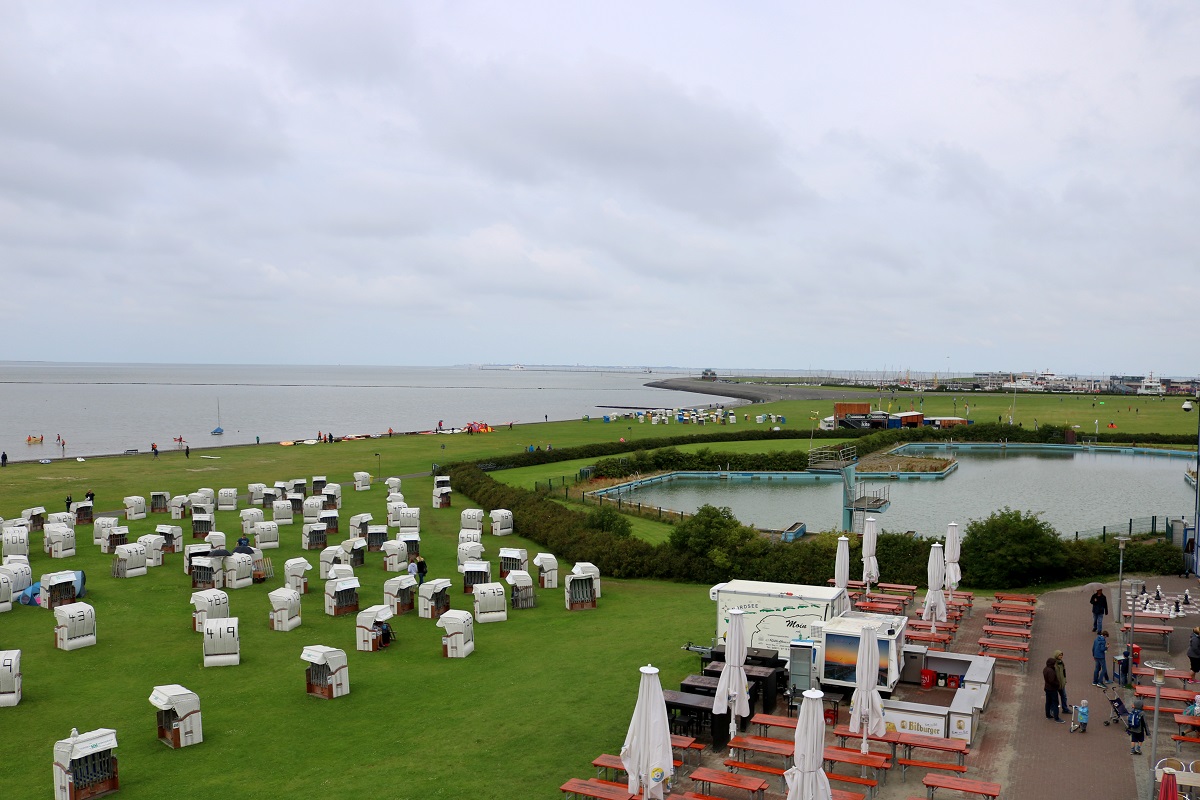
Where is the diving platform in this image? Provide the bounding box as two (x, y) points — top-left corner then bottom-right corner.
(808, 445), (858, 471)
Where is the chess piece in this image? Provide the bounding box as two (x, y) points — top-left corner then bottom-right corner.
(1176, 599), (1182, 614)
(1141, 584), (1148, 596)
(1155, 585), (1162, 602)
(1185, 590), (1192, 605)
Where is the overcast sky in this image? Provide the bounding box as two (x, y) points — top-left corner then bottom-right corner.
(3, 1), (1197, 376)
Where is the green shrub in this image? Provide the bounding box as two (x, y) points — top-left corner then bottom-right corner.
(960, 508), (1067, 588)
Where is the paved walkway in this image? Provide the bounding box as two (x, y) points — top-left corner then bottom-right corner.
(678, 574), (1200, 799)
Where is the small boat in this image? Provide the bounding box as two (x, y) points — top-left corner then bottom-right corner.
(211, 400), (224, 436)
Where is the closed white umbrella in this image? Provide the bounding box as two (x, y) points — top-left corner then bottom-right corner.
(923, 542), (947, 635)
(861, 517), (879, 596)
(847, 624), (886, 754)
(944, 522), (962, 604)
(835, 536), (850, 590)
(784, 688), (833, 800)
(620, 665), (675, 799)
(713, 607), (750, 751)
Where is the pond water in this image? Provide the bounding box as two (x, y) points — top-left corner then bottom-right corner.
(619, 448), (1197, 537)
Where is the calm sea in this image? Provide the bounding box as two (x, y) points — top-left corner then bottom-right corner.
(0, 363), (728, 462)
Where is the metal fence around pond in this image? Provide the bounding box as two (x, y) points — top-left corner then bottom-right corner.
(1072, 515), (1196, 542)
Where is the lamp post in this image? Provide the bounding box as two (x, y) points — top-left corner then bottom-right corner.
(1185, 395), (1199, 575)
(1145, 659), (1172, 800)
(1127, 578), (1145, 664)
(1116, 536), (1131, 647)
(374, 453), (381, 483)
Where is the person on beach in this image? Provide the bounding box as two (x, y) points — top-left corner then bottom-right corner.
(1, 451), (7, 467)
(65, 494), (72, 513)
(151, 443), (159, 459)
(1188, 626), (1200, 682)
(407, 557), (418, 581)
(85, 490), (95, 504)
(1090, 588), (1108, 633)
(1092, 631), (1109, 686)
(416, 555), (427, 585)
(185, 446), (190, 459)
(1044, 656), (1065, 722)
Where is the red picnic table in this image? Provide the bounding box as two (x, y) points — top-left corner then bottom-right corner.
(690, 766), (769, 800)
(1121, 622), (1174, 652)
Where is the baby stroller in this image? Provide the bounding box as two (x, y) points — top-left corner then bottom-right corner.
(1102, 684), (1130, 729)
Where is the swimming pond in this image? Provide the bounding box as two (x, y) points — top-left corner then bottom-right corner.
(609, 446), (1197, 536)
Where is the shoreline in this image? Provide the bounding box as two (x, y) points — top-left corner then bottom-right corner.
(644, 376), (863, 403)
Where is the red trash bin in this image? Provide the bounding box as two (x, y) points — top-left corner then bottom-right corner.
(823, 708), (837, 725)
(1131, 644), (1142, 667)
(920, 669), (936, 689)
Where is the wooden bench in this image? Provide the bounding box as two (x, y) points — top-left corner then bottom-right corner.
(978, 637), (1029, 654)
(907, 619), (958, 633)
(751, 713), (797, 738)
(981, 625), (1031, 640)
(977, 644), (1029, 671)
(984, 613), (1032, 629)
(905, 630), (953, 647)
(559, 777), (635, 800)
(1173, 734), (1200, 753)
(917, 606), (963, 622)
(990, 602), (1034, 616)
(123, 449), (139, 455)
(690, 766), (769, 800)
(724, 758), (786, 780)
(877, 582), (918, 600)
(827, 772), (879, 799)
(857, 600), (906, 614)
(923, 773), (1001, 798)
(896, 757), (968, 781)
(592, 753), (682, 781)
(994, 592), (1035, 604)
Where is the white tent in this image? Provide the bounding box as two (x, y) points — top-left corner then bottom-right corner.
(784, 688), (833, 800)
(847, 624), (886, 753)
(944, 521), (962, 602)
(861, 517), (879, 595)
(834, 535), (850, 590)
(712, 607), (750, 749)
(922, 542), (947, 635)
(619, 665), (675, 799)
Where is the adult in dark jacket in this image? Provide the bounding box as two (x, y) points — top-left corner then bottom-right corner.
(1053, 649), (1069, 713)
(1044, 657), (1064, 722)
(1090, 589), (1109, 633)
(1188, 626), (1200, 680)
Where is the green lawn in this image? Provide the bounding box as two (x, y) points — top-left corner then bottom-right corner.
(0, 435), (721, 800)
(1, 391), (1191, 798)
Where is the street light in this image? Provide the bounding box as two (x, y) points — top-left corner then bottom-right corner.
(1116, 536), (1131, 653)
(1184, 396), (1199, 575)
(374, 453), (381, 483)
(1145, 659), (1172, 800)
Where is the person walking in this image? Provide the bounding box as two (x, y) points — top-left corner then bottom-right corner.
(1129, 698), (1147, 754)
(1053, 650), (1069, 713)
(1188, 626), (1200, 682)
(1090, 588), (1109, 633)
(1, 451), (6, 467)
(407, 557), (418, 582)
(185, 446), (190, 459)
(1044, 656), (1065, 722)
(1092, 631), (1110, 686)
(65, 494), (72, 513)
(416, 555), (427, 586)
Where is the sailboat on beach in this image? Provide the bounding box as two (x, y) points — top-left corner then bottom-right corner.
(212, 400), (224, 436)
